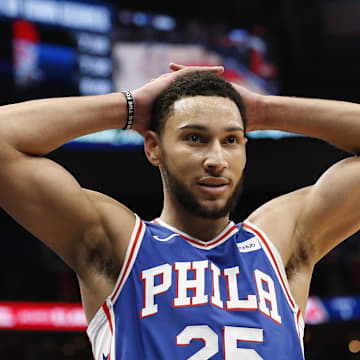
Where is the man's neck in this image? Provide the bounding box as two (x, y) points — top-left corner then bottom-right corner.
(159, 206), (230, 242)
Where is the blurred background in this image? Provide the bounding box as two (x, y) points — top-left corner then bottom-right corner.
(0, 0), (359, 358)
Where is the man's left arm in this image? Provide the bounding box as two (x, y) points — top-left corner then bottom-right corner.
(251, 94), (360, 263)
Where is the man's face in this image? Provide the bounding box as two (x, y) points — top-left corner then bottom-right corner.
(159, 95), (247, 219)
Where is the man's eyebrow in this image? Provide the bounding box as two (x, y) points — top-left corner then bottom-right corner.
(178, 124), (244, 132)
(179, 124), (207, 131)
(225, 126), (245, 132)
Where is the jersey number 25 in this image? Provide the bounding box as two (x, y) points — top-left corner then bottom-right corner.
(176, 325), (263, 359)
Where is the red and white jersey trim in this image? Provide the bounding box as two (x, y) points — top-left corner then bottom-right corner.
(153, 218), (238, 250)
(86, 299), (114, 360)
(87, 214), (146, 360)
(110, 214), (146, 303)
(243, 220), (305, 352)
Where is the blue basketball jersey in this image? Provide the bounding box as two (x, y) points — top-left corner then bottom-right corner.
(87, 215), (305, 360)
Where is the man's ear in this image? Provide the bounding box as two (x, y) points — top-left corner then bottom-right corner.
(144, 130), (162, 166)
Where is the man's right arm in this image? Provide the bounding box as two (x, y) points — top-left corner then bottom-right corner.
(0, 93), (142, 323)
(0, 93), (134, 275)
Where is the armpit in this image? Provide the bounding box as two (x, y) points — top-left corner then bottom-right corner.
(80, 225), (122, 282)
(285, 231), (313, 281)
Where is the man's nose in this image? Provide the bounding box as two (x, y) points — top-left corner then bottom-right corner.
(203, 141), (228, 173)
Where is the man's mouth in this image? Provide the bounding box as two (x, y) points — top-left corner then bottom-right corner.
(200, 184), (224, 187)
(197, 177), (230, 195)
(198, 177), (230, 187)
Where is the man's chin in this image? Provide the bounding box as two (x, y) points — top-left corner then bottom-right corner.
(201, 196), (230, 208)
(162, 162), (242, 219)
(191, 201), (230, 219)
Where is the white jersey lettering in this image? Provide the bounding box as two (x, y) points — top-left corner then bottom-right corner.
(140, 263), (172, 318)
(254, 269), (282, 324)
(210, 262), (223, 309)
(223, 266), (257, 310)
(140, 262), (282, 326)
(173, 260), (209, 307)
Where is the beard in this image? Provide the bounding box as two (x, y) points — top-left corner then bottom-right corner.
(162, 161), (244, 219)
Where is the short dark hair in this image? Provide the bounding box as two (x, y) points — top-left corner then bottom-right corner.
(150, 71), (247, 135)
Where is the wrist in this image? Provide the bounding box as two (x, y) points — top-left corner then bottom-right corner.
(261, 95), (296, 131)
(130, 88), (150, 136)
(121, 91), (135, 130)
(246, 93), (268, 132)
(259, 94), (273, 130)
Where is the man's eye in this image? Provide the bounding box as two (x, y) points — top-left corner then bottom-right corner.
(226, 136), (237, 144)
(188, 134), (200, 143)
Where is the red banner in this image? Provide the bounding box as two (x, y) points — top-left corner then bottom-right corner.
(0, 296), (358, 331)
(0, 302), (87, 331)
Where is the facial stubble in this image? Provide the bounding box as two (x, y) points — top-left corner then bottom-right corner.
(162, 160), (244, 219)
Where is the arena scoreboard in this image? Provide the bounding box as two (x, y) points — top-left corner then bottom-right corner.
(0, 0), (113, 103)
(0, 1), (296, 150)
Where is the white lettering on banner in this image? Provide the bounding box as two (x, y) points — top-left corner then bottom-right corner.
(79, 55), (112, 77)
(0, 303), (87, 330)
(77, 34), (111, 55)
(0, 0), (111, 33)
(79, 77), (112, 95)
(63, 2), (111, 33)
(140, 262), (281, 324)
(0, 306), (15, 327)
(49, 308), (85, 327)
(25, 0), (59, 24)
(0, 0), (20, 17)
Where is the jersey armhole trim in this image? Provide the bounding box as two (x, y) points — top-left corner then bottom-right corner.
(110, 214), (146, 302)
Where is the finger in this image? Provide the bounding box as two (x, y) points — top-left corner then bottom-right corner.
(169, 63), (224, 75)
(169, 63), (185, 71)
(179, 66), (224, 76)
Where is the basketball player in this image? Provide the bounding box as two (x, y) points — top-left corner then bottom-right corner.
(0, 63), (359, 359)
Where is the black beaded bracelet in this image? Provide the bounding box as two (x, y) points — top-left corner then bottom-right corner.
(121, 90), (135, 130)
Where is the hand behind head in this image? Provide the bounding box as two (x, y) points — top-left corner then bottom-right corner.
(131, 63), (224, 135)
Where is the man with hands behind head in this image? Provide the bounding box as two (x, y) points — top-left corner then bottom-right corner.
(0, 62), (359, 359)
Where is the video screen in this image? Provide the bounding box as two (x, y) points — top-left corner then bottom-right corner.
(0, 0), (113, 101)
(0, 1), (294, 150)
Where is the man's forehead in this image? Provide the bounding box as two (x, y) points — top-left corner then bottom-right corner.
(168, 95), (244, 130)
(178, 123), (244, 133)
(172, 95), (236, 113)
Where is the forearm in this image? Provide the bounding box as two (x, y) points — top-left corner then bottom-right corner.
(0, 93), (126, 155)
(260, 95), (360, 154)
